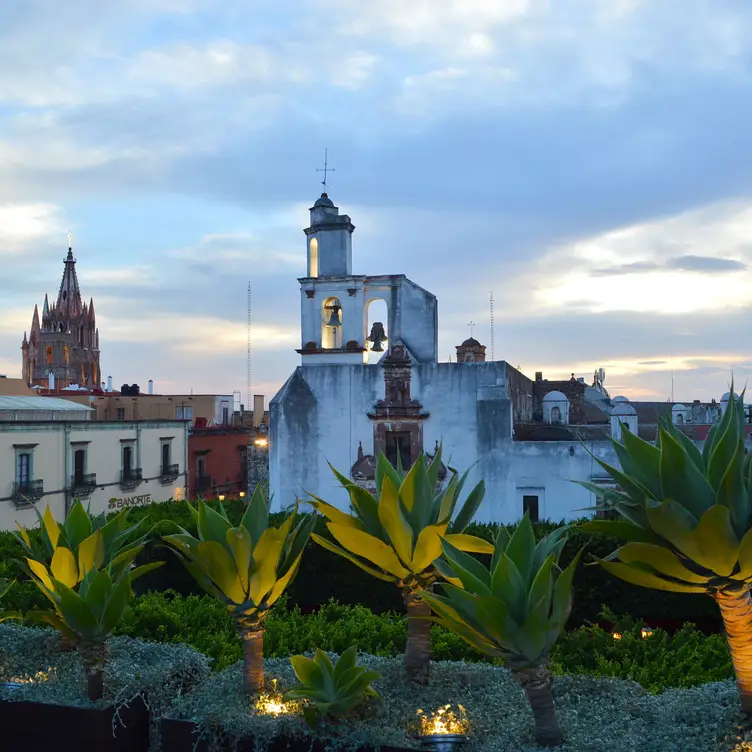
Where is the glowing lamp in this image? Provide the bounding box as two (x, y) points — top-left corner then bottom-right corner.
(2, 667), (55, 691)
(218, 494), (226, 502)
(254, 679), (300, 716)
(611, 631), (623, 640)
(254, 437), (268, 447)
(416, 705), (468, 751)
(239, 491), (246, 498)
(641, 626), (653, 639)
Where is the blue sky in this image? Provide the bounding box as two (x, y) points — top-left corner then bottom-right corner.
(1, 0), (751, 403)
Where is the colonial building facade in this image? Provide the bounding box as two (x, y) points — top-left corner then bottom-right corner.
(0, 396), (188, 531)
(21, 241), (101, 390)
(269, 193), (752, 523)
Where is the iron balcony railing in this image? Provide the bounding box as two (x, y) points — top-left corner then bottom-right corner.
(12, 479), (44, 503)
(196, 475), (213, 492)
(160, 463), (180, 481)
(120, 468), (143, 489)
(71, 473), (97, 490)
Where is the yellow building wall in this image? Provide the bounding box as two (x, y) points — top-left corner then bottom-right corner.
(0, 420), (188, 531)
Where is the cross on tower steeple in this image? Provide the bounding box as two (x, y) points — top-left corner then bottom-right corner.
(468, 320), (475, 338)
(316, 148), (335, 190)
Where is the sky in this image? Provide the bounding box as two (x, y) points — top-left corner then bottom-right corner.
(1, 0), (751, 404)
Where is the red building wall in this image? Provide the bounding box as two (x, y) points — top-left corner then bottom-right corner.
(188, 427), (250, 500)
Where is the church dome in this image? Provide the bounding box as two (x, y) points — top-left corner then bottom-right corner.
(314, 193), (335, 208)
(543, 390), (568, 402)
(612, 403), (637, 417)
(721, 391), (740, 402)
(460, 337), (481, 347)
(612, 395), (629, 404)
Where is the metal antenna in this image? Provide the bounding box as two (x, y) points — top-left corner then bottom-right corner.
(247, 282), (252, 412)
(489, 291), (495, 361)
(316, 149), (335, 190)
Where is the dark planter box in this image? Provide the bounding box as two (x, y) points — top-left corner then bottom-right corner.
(0, 695), (149, 752)
(161, 717), (417, 752)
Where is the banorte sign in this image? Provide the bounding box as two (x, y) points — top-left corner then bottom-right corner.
(108, 494), (153, 510)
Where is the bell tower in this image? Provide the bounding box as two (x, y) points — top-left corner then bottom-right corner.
(304, 193), (354, 278)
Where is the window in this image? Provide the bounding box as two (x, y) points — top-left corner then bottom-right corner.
(176, 405), (194, 421)
(63, 346), (69, 364)
(322, 297), (342, 349)
(551, 406), (561, 424)
(309, 237), (319, 278)
(222, 405), (230, 424)
(46, 346), (53, 365)
(197, 457), (206, 478)
(385, 431), (412, 470)
(16, 453), (31, 484)
(161, 442), (171, 473)
(116, 407), (125, 420)
(122, 445), (133, 480)
(523, 495), (539, 523)
(676, 413), (684, 424)
(73, 449), (86, 486)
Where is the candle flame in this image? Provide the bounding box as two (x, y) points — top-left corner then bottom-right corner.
(417, 704), (469, 735)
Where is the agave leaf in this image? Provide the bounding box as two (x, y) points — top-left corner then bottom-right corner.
(588, 451), (655, 506)
(691, 505), (740, 577)
(50, 546), (78, 588)
(64, 500), (92, 552)
(658, 427), (716, 519)
(375, 452), (402, 499)
(433, 557), (463, 587)
(42, 506), (60, 549)
(549, 548), (583, 631)
(378, 476), (415, 568)
(332, 645), (358, 683)
(197, 540), (245, 603)
(427, 444), (443, 490)
(54, 580), (98, 638)
(615, 542), (711, 583)
(716, 442), (750, 537)
(197, 500), (231, 545)
(516, 594), (551, 663)
(579, 519), (667, 544)
(85, 569), (112, 623)
(474, 595), (522, 650)
(77, 530), (105, 580)
(249, 527), (286, 604)
(26, 558), (54, 592)
(267, 556), (301, 607)
(436, 474), (459, 525)
(311, 534), (396, 582)
(440, 539), (492, 595)
(527, 554), (555, 613)
(14, 523), (32, 552)
(451, 480), (486, 533)
(736, 527), (752, 580)
(241, 485), (270, 546)
(708, 396), (741, 491)
(444, 533), (494, 555)
(130, 561), (164, 581)
(505, 514), (536, 585)
(411, 525), (445, 572)
(490, 552), (528, 624)
(645, 499), (708, 567)
(101, 571), (133, 634)
(308, 497), (364, 530)
(491, 525), (511, 573)
(280, 513), (316, 575)
(326, 523), (410, 579)
(226, 526), (252, 593)
(27, 610), (77, 641)
(661, 420), (706, 473)
(594, 557), (708, 593)
(291, 654), (324, 687)
(616, 431), (663, 499)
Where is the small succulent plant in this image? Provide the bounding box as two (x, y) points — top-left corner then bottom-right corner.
(283, 645), (381, 725)
(0, 578), (20, 623)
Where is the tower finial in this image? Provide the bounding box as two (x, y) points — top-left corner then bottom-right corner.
(316, 148), (335, 192)
(68, 232), (73, 250)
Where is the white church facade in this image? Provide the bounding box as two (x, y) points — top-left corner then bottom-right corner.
(269, 193), (752, 523)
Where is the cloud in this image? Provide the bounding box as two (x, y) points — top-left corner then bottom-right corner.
(0, 203), (68, 254)
(592, 254), (747, 276)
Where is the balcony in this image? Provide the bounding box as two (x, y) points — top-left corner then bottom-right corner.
(70, 473), (97, 497)
(196, 475), (213, 493)
(160, 463), (180, 483)
(120, 468), (143, 490)
(12, 480), (44, 508)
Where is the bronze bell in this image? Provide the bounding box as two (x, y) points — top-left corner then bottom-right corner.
(326, 304), (342, 327)
(367, 321), (387, 352)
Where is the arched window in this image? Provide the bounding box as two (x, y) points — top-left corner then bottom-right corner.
(676, 413), (684, 424)
(551, 406), (561, 424)
(63, 346), (69, 364)
(46, 346), (53, 365)
(309, 237), (319, 278)
(322, 297), (342, 349)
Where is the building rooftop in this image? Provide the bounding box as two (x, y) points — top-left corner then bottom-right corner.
(0, 395), (94, 411)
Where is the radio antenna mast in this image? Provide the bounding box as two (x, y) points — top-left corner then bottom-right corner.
(489, 291), (495, 361)
(247, 282), (252, 412)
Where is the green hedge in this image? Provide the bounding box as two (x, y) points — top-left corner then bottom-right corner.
(0, 500), (721, 626)
(112, 590), (733, 692)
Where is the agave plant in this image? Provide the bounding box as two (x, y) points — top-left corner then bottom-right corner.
(422, 517), (581, 747)
(578, 386), (752, 714)
(309, 449), (491, 683)
(283, 645), (381, 726)
(15, 502), (162, 700)
(162, 486), (315, 693)
(0, 579), (20, 623)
